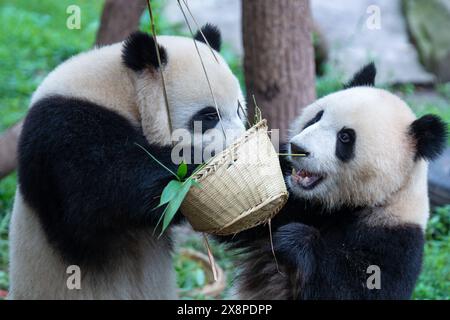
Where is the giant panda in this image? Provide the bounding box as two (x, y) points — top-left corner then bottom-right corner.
(8, 24), (246, 299)
(219, 64), (447, 299)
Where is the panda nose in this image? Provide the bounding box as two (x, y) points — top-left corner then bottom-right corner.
(290, 143), (310, 157)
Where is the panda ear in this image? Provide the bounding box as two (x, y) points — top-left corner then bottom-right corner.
(194, 23), (222, 52)
(344, 62), (376, 89)
(409, 114), (448, 161)
(122, 31), (167, 72)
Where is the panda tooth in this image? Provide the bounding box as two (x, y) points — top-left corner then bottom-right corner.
(292, 168), (297, 176)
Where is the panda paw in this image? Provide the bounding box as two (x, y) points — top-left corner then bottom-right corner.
(272, 223), (320, 269)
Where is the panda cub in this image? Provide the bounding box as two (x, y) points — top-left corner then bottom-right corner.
(226, 64), (447, 300)
(9, 24), (246, 299)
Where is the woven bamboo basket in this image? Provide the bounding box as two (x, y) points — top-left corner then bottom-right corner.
(181, 120), (288, 235)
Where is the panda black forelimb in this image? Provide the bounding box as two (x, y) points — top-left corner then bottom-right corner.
(18, 95), (190, 264)
(270, 221), (425, 299)
(272, 223), (320, 287)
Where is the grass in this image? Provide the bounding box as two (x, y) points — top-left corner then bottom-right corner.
(0, 173), (16, 291)
(0, 0), (102, 132)
(0, 1), (449, 299)
(414, 236), (450, 299)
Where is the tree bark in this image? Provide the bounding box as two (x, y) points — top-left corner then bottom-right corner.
(95, 0), (146, 46)
(0, 121), (23, 179)
(242, 0), (316, 141)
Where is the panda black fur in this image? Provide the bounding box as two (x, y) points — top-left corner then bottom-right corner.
(219, 64), (447, 300)
(9, 25), (246, 299)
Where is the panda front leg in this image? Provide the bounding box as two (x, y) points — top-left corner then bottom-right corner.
(17, 95), (189, 266)
(272, 222), (423, 300)
(271, 222), (322, 296)
(272, 222), (375, 300)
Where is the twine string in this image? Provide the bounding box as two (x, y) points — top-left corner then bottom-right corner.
(176, 0), (227, 140)
(146, 0), (173, 142)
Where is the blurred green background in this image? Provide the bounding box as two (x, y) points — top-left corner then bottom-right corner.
(0, 0), (448, 299)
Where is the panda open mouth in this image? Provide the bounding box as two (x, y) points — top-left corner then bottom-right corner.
(291, 168), (324, 190)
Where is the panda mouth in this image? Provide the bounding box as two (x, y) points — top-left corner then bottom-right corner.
(291, 168), (324, 190)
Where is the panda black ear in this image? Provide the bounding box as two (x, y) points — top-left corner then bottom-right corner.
(344, 62), (376, 89)
(194, 23), (222, 52)
(122, 31), (167, 72)
(409, 114), (448, 161)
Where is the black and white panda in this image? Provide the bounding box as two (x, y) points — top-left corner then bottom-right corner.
(220, 64), (447, 299)
(8, 24), (246, 299)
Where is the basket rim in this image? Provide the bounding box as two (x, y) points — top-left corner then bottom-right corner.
(203, 191), (288, 235)
(191, 119), (269, 182)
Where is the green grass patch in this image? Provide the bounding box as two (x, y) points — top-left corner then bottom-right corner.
(413, 205), (450, 299)
(0, 174), (15, 290)
(0, 0), (102, 131)
(413, 236), (450, 299)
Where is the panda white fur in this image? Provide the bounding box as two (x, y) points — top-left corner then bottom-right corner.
(219, 64), (447, 299)
(9, 24), (246, 299)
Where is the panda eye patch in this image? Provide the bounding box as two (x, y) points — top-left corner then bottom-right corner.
(205, 112), (219, 120)
(199, 106), (219, 120)
(303, 110), (324, 130)
(336, 128), (356, 162)
(189, 106), (220, 133)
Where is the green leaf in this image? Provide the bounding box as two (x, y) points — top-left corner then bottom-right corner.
(177, 161), (188, 179)
(153, 204), (168, 235)
(156, 180), (183, 209)
(153, 180), (183, 235)
(159, 179), (194, 236)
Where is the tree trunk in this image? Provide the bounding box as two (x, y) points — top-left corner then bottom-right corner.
(242, 0), (316, 141)
(0, 121), (23, 179)
(95, 0), (146, 46)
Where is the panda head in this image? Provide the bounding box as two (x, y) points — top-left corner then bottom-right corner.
(121, 24), (246, 153)
(287, 63), (447, 209)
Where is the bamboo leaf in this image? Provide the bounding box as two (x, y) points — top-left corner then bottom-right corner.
(177, 161), (188, 179)
(153, 205), (169, 236)
(155, 180), (183, 209)
(159, 179), (194, 236)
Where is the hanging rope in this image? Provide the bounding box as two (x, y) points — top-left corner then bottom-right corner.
(176, 0), (227, 139)
(146, 0), (173, 139)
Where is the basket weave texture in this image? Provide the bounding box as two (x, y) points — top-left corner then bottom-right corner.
(181, 120), (288, 235)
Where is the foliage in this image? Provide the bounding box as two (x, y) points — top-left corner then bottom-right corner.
(413, 235), (450, 300)
(0, 174), (15, 290)
(316, 64), (344, 98)
(137, 142), (203, 235)
(413, 205), (450, 299)
(437, 82), (450, 100)
(175, 236), (238, 299)
(426, 205), (450, 242)
(174, 251), (208, 299)
(0, 0), (102, 132)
